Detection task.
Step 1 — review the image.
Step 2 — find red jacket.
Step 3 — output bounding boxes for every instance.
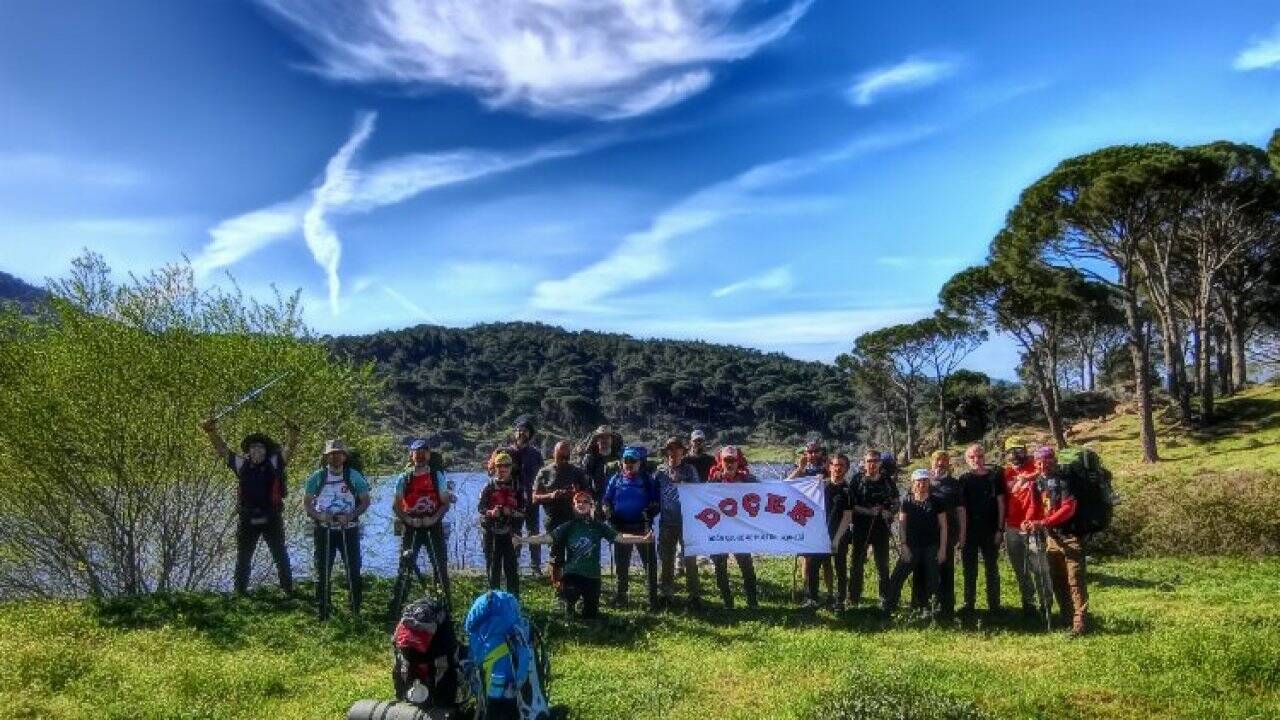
[1003,461,1043,529]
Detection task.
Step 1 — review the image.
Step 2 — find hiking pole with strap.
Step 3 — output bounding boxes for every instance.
[1030,530,1051,632]
[211,372,292,421]
[391,525,417,620]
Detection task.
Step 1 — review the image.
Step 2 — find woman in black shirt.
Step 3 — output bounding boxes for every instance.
[884,469,948,614]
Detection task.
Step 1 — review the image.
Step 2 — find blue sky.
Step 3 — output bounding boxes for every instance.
[2,1,1279,375]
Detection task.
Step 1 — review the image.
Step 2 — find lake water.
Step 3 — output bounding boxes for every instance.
[274,462,796,582]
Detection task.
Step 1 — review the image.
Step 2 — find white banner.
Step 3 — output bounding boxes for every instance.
[676,479,829,556]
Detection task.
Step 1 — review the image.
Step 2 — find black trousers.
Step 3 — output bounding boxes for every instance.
[849,516,891,604]
[937,539,958,615]
[560,573,602,618]
[962,528,1002,610]
[802,553,831,603]
[234,511,292,594]
[612,521,657,604]
[313,524,362,617]
[393,522,451,603]
[711,553,758,608]
[885,544,940,611]
[483,531,519,596]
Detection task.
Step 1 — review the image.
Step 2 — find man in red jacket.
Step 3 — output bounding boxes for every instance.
[1023,446,1090,636]
[1002,436,1051,620]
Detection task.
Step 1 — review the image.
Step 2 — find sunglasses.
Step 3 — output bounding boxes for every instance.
[864,458,881,464]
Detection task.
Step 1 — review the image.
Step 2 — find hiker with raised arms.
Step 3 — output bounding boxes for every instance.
[304,439,371,619]
[958,443,1005,614]
[505,416,544,576]
[847,448,898,608]
[654,436,703,611]
[390,437,454,608]
[1025,446,1090,636]
[707,445,760,610]
[478,450,526,596]
[1001,436,1052,619]
[200,415,300,595]
[520,490,653,620]
[602,445,661,609]
[928,450,966,619]
[801,452,852,611]
[883,469,948,615]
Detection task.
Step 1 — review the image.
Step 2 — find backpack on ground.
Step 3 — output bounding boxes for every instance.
[391,595,462,711]
[1057,447,1116,536]
[463,591,551,720]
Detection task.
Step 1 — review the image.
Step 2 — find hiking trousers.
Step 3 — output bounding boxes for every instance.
[483,531,519,596]
[711,553,758,608]
[235,510,292,594]
[1046,532,1089,632]
[657,524,701,602]
[560,573,602,618]
[314,525,362,615]
[937,537,958,616]
[849,516,891,605]
[395,522,451,601]
[802,553,832,603]
[961,529,1001,610]
[884,544,940,612]
[612,521,657,605]
[1005,528,1052,613]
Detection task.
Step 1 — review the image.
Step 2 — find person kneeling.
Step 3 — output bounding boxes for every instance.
[884,469,948,616]
[520,491,652,619]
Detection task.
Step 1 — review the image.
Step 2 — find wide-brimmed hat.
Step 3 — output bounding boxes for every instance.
[322,439,348,456]
[662,436,686,452]
[240,432,277,453]
[592,424,614,438]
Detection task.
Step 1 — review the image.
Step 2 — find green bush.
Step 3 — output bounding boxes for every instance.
[1096,469,1280,555]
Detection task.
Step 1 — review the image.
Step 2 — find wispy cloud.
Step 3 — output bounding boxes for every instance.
[712,264,794,298]
[0,152,144,188]
[876,255,964,269]
[256,0,812,119]
[192,113,616,313]
[531,127,936,313]
[848,56,959,106]
[1234,25,1280,71]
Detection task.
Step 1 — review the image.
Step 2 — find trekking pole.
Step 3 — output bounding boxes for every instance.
[1032,531,1051,632]
[319,521,331,621]
[423,523,448,611]
[339,521,357,616]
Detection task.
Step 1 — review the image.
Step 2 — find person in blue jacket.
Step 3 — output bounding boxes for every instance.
[603,445,660,609]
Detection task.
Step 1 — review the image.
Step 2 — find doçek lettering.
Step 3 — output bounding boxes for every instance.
[694,492,816,530]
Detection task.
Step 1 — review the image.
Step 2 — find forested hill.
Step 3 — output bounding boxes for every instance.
[0,270,46,310]
[328,322,853,454]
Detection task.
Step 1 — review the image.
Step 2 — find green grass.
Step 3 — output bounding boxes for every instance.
[3,556,1279,720]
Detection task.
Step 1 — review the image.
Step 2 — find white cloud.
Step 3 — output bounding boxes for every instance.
[532,126,935,313]
[1234,25,1280,71]
[192,113,614,312]
[712,264,794,298]
[256,0,812,119]
[848,56,958,106]
[302,111,376,314]
[0,152,144,188]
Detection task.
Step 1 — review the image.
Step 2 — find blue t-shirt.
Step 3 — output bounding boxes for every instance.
[304,467,370,518]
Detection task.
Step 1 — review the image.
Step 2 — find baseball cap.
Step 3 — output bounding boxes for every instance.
[910,468,931,482]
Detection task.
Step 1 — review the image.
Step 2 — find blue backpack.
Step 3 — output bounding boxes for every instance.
[463,591,550,720]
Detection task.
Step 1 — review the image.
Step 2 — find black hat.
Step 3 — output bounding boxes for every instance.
[241,432,277,453]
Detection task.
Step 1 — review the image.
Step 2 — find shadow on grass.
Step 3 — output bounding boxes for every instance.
[1090,571,1172,590]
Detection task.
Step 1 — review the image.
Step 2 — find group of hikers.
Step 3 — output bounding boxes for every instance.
[201,414,1094,636]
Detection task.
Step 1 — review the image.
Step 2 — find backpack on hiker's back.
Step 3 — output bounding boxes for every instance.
[1057,446,1116,536]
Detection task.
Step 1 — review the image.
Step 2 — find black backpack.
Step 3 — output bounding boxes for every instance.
[1057,447,1115,536]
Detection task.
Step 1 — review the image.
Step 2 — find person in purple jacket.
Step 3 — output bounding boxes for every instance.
[603,445,661,609]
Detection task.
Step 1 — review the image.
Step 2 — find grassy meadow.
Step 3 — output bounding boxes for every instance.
[3,385,1280,719]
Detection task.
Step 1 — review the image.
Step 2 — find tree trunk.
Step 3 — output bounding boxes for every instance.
[902,393,915,462]
[1197,316,1214,423]
[1220,292,1249,392]
[938,377,949,450]
[1215,325,1232,397]
[1123,293,1159,462]
[1158,317,1193,424]
[1034,356,1068,449]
